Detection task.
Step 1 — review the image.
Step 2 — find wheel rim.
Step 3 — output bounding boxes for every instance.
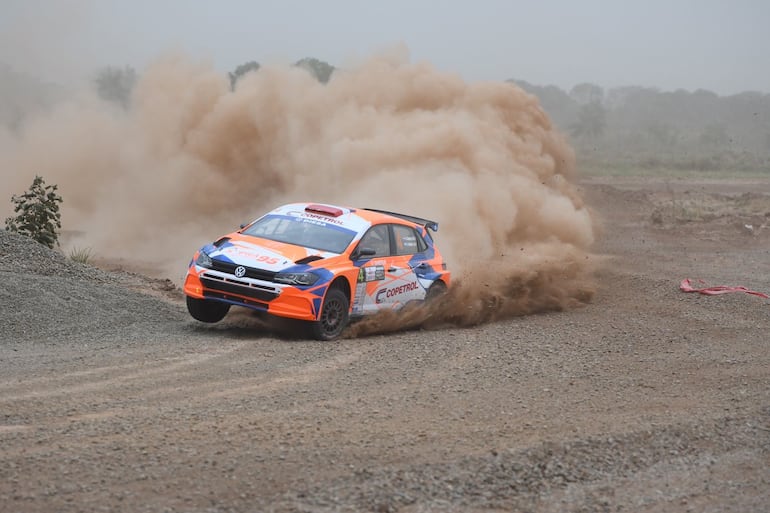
[322,298,344,334]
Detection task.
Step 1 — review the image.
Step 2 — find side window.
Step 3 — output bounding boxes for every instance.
[358,224,391,257]
[393,224,427,255]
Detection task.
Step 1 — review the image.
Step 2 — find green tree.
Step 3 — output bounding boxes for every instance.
[570,82,604,105]
[509,79,579,130]
[229,61,260,90]
[570,101,607,139]
[94,66,137,108]
[699,123,730,148]
[5,176,63,248]
[645,122,679,149]
[294,57,335,84]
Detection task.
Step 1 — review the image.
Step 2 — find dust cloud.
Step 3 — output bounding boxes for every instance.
[1,51,597,330]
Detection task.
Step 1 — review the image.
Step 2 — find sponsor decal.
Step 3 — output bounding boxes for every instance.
[302,215,343,226]
[289,210,345,226]
[352,282,367,314]
[358,265,385,283]
[375,281,418,303]
[224,247,280,265]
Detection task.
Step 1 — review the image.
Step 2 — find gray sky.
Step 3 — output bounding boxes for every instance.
[1,0,768,95]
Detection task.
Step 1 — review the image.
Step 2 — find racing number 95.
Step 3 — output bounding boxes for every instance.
[256,255,279,265]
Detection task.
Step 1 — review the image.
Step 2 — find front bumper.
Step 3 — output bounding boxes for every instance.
[183,269,321,321]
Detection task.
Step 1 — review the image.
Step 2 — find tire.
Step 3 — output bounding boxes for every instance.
[312,288,349,341]
[186,296,231,323]
[425,281,447,303]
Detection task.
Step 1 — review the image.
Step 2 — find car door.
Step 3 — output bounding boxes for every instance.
[352,223,424,315]
[384,224,428,306]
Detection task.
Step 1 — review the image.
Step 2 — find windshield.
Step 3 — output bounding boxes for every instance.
[242,214,358,254]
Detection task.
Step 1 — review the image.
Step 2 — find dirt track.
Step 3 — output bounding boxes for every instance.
[1,176,769,512]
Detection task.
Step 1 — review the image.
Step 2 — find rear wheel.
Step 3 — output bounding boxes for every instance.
[425,281,447,303]
[312,288,349,341]
[186,296,230,323]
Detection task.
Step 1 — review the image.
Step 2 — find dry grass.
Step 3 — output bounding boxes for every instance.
[68,246,94,265]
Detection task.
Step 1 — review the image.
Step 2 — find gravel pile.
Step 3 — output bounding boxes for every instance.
[0,229,117,282]
[0,229,185,344]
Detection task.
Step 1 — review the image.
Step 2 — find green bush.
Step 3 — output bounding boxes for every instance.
[68,246,94,264]
[5,176,63,249]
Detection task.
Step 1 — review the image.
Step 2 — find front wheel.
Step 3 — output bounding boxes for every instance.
[312,288,349,341]
[186,296,230,323]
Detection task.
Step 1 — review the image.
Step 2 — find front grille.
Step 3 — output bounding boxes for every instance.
[210,259,278,282]
[203,291,269,309]
[201,275,279,302]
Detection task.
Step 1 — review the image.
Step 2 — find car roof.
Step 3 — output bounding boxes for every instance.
[267,203,438,233]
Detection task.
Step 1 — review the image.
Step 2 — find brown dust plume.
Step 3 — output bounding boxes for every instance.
[1,52,598,333]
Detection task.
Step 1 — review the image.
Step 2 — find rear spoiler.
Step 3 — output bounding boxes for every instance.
[363,208,439,232]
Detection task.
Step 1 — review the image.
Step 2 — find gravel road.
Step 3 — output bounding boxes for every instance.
[1,178,769,512]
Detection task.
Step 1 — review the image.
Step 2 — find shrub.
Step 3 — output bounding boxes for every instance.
[69,246,94,264]
[5,176,63,249]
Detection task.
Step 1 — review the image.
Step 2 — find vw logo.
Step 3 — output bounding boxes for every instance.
[234,266,247,278]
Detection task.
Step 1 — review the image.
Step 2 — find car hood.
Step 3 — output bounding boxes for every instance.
[207,234,339,272]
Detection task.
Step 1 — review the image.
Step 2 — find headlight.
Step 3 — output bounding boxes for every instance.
[274,272,319,286]
[195,250,213,268]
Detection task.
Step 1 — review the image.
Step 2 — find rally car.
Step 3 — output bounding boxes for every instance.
[183,203,451,340]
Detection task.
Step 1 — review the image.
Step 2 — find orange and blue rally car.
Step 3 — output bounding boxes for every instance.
[184,203,451,340]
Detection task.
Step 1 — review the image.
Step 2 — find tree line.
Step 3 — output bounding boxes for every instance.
[512,79,770,171]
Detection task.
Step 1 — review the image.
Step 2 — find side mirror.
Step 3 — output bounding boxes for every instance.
[352,247,376,260]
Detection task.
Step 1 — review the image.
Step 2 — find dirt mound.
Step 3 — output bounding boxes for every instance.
[0,229,116,281]
[0,229,184,344]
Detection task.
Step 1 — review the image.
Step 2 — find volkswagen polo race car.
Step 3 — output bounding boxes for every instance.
[183,203,451,340]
